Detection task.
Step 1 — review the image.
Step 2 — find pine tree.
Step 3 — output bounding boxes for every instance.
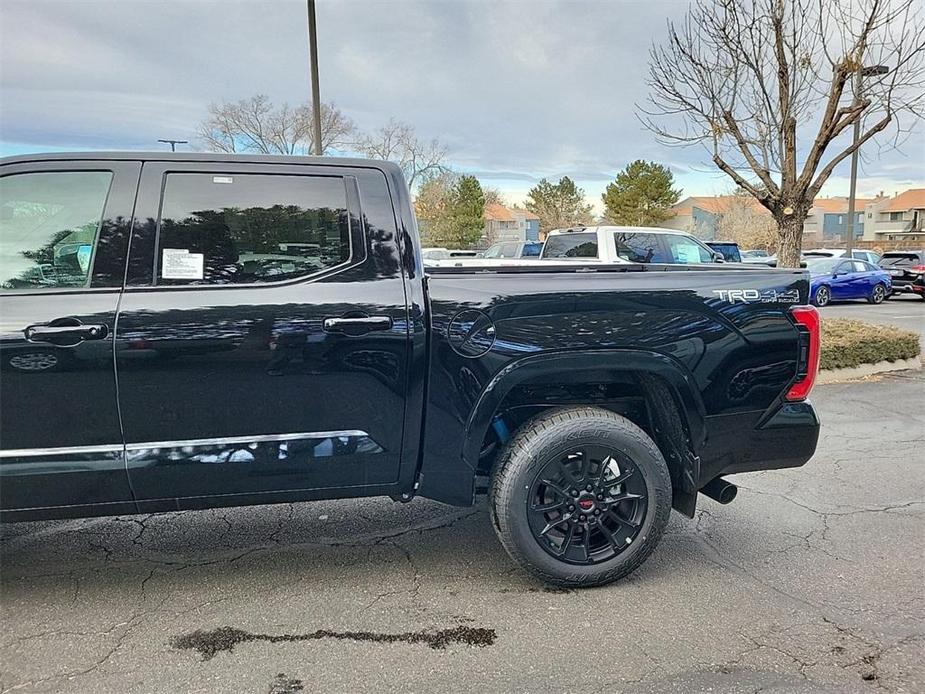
[601,160,681,226]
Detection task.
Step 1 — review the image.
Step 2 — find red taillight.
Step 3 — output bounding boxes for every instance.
[786,306,821,401]
[911,264,925,272]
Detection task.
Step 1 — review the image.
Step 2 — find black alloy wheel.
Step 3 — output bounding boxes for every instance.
[489,406,672,587]
[526,447,647,564]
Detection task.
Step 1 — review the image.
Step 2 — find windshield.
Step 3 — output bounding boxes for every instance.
[805,257,841,273]
[879,253,921,267]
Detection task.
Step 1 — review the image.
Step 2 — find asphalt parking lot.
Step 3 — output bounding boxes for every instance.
[821,295,925,345]
[2,368,923,694]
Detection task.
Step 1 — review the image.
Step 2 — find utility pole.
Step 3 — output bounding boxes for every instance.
[158,139,188,152]
[307,0,323,156]
[845,65,889,259]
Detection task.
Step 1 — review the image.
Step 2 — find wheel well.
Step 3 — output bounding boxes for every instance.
[477,372,699,515]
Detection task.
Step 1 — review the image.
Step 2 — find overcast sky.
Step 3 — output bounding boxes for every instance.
[1,0,922,210]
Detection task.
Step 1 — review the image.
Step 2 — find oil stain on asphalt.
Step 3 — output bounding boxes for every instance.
[171,625,496,660]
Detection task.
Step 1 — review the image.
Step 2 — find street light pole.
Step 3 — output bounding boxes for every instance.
[307,0,323,156]
[845,65,889,259]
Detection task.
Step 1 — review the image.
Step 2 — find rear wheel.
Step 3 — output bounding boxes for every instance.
[868,283,887,304]
[813,285,831,307]
[489,406,672,587]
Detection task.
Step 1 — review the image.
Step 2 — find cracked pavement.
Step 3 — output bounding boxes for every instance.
[2,371,923,693]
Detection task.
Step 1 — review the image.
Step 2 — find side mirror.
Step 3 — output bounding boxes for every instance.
[712,253,725,263]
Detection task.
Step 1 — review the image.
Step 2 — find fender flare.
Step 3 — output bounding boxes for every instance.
[461,348,707,470]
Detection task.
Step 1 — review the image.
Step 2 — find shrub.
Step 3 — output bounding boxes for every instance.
[820,318,921,370]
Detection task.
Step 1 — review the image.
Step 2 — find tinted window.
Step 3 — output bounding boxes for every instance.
[499,242,519,258]
[879,253,922,267]
[543,232,598,258]
[156,173,350,285]
[835,261,854,274]
[614,232,665,263]
[663,234,714,264]
[0,171,113,290]
[482,244,502,258]
[521,242,542,257]
[708,243,741,262]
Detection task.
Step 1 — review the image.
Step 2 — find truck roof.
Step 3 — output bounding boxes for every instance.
[547,226,695,236]
[1,150,402,174]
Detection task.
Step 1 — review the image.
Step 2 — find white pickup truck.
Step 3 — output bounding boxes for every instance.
[539,226,726,265]
[424,227,725,268]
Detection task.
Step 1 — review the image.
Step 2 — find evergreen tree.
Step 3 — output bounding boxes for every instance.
[601,160,681,226]
[429,175,485,248]
[525,176,593,235]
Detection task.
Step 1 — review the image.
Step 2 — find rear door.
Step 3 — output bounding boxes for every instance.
[0,159,139,515]
[116,161,411,507]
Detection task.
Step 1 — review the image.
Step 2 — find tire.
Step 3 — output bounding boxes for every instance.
[813,285,830,307]
[489,406,672,587]
[868,283,887,304]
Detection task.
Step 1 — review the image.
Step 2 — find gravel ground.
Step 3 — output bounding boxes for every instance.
[1,372,923,694]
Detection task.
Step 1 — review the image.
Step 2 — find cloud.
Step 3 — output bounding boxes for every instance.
[1,0,922,199]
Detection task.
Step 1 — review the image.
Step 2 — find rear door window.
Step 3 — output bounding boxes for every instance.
[661,234,714,264]
[543,232,598,259]
[0,171,113,290]
[521,242,542,257]
[155,173,350,285]
[614,232,664,263]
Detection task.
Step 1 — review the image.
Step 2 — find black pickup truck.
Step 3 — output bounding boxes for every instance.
[0,153,821,586]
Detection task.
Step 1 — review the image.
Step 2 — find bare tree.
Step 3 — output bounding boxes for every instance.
[198,95,354,155]
[714,190,779,251]
[641,0,925,266]
[354,119,447,189]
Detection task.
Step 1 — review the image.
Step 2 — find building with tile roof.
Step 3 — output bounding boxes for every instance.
[862,189,925,242]
[482,203,540,245]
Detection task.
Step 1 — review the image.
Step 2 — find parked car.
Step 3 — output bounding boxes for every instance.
[706,241,742,263]
[0,152,821,587]
[421,247,452,263]
[433,240,544,267]
[878,250,925,300]
[805,257,892,307]
[803,248,881,264]
[540,227,726,264]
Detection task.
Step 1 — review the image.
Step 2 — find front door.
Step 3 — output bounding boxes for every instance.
[116,161,411,507]
[0,160,140,516]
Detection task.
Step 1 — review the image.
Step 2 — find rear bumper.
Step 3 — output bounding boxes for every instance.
[698,402,820,483]
[720,401,820,475]
[890,279,925,295]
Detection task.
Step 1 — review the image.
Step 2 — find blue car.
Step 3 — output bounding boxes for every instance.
[807,257,892,307]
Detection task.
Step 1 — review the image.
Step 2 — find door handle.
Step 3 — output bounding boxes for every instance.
[24,319,109,345]
[322,315,393,335]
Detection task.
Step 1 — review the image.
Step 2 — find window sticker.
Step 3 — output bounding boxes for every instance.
[162,248,204,280]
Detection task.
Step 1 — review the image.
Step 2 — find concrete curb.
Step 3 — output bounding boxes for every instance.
[818,357,922,384]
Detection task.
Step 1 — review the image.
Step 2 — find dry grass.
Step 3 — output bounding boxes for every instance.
[820,318,921,370]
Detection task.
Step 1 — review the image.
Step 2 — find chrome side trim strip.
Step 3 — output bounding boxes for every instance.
[0,444,124,459]
[124,430,372,451]
[0,431,376,459]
